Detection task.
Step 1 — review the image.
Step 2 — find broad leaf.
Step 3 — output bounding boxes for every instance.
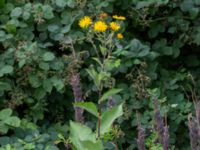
[0,82,11,92]
[28,74,41,88]
[99,46,107,56]
[55,0,67,8]
[92,57,103,67]
[39,62,49,71]
[0,123,9,134]
[69,121,102,150]
[43,52,55,61]
[80,140,103,150]
[66,0,75,8]
[125,39,150,57]
[0,109,12,120]
[100,104,123,135]
[4,116,21,127]
[0,65,13,77]
[43,5,54,19]
[99,88,122,103]
[11,7,22,18]
[86,68,100,88]
[51,77,64,91]
[74,102,98,117]
[70,121,96,142]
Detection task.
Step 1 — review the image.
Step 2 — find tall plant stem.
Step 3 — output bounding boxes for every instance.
[97,86,102,139]
[69,42,84,123]
[70,73,84,123]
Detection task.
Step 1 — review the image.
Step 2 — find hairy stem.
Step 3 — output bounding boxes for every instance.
[188,116,198,150]
[137,123,146,150]
[70,73,84,123]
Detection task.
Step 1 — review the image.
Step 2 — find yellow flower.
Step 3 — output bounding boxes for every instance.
[112,15,126,20]
[110,22,120,31]
[93,21,108,32]
[79,16,92,28]
[117,33,123,39]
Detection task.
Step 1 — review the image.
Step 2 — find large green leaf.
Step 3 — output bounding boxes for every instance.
[44,145,59,150]
[55,0,67,7]
[80,140,103,150]
[4,117,21,127]
[100,104,123,135]
[33,87,46,99]
[43,52,55,61]
[0,109,21,134]
[66,0,75,8]
[0,109,12,120]
[70,121,96,142]
[99,88,122,103]
[0,82,11,92]
[0,123,9,134]
[0,65,13,77]
[43,5,54,19]
[74,102,98,117]
[23,143,36,149]
[125,39,150,57]
[10,7,22,18]
[43,79,53,93]
[28,74,41,88]
[180,0,194,12]
[0,30,6,42]
[39,62,49,71]
[69,121,103,150]
[86,68,100,88]
[50,77,64,91]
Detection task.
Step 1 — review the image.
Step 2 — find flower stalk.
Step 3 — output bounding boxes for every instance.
[137,123,146,150]
[153,98,169,150]
[70,73,84,123]
[188,116,198,150]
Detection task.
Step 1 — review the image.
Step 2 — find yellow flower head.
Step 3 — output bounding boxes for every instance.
[112,15,126,20]
[110,22,120,31]
[93,21,107,32]
[79,16,92,28]
[117,33,123,39]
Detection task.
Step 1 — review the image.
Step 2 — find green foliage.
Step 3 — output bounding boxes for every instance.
[69,121,103,150]
[99,88,122,103]
[0,65,13,77]
[0,0,199,149]
[74,101,123,135]
[0,108,20,134]
[74,102,98,117]
[100,104,123,135]
[0,129,60,150]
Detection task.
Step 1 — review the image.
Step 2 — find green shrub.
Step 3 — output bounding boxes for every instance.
[0,0,200,149]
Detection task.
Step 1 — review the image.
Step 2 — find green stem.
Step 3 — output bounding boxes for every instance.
[97,84,102,139]
[90,40,100,59]
[97,111,101,139]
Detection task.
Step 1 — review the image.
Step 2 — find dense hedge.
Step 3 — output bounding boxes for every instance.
[0,0,200,149]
